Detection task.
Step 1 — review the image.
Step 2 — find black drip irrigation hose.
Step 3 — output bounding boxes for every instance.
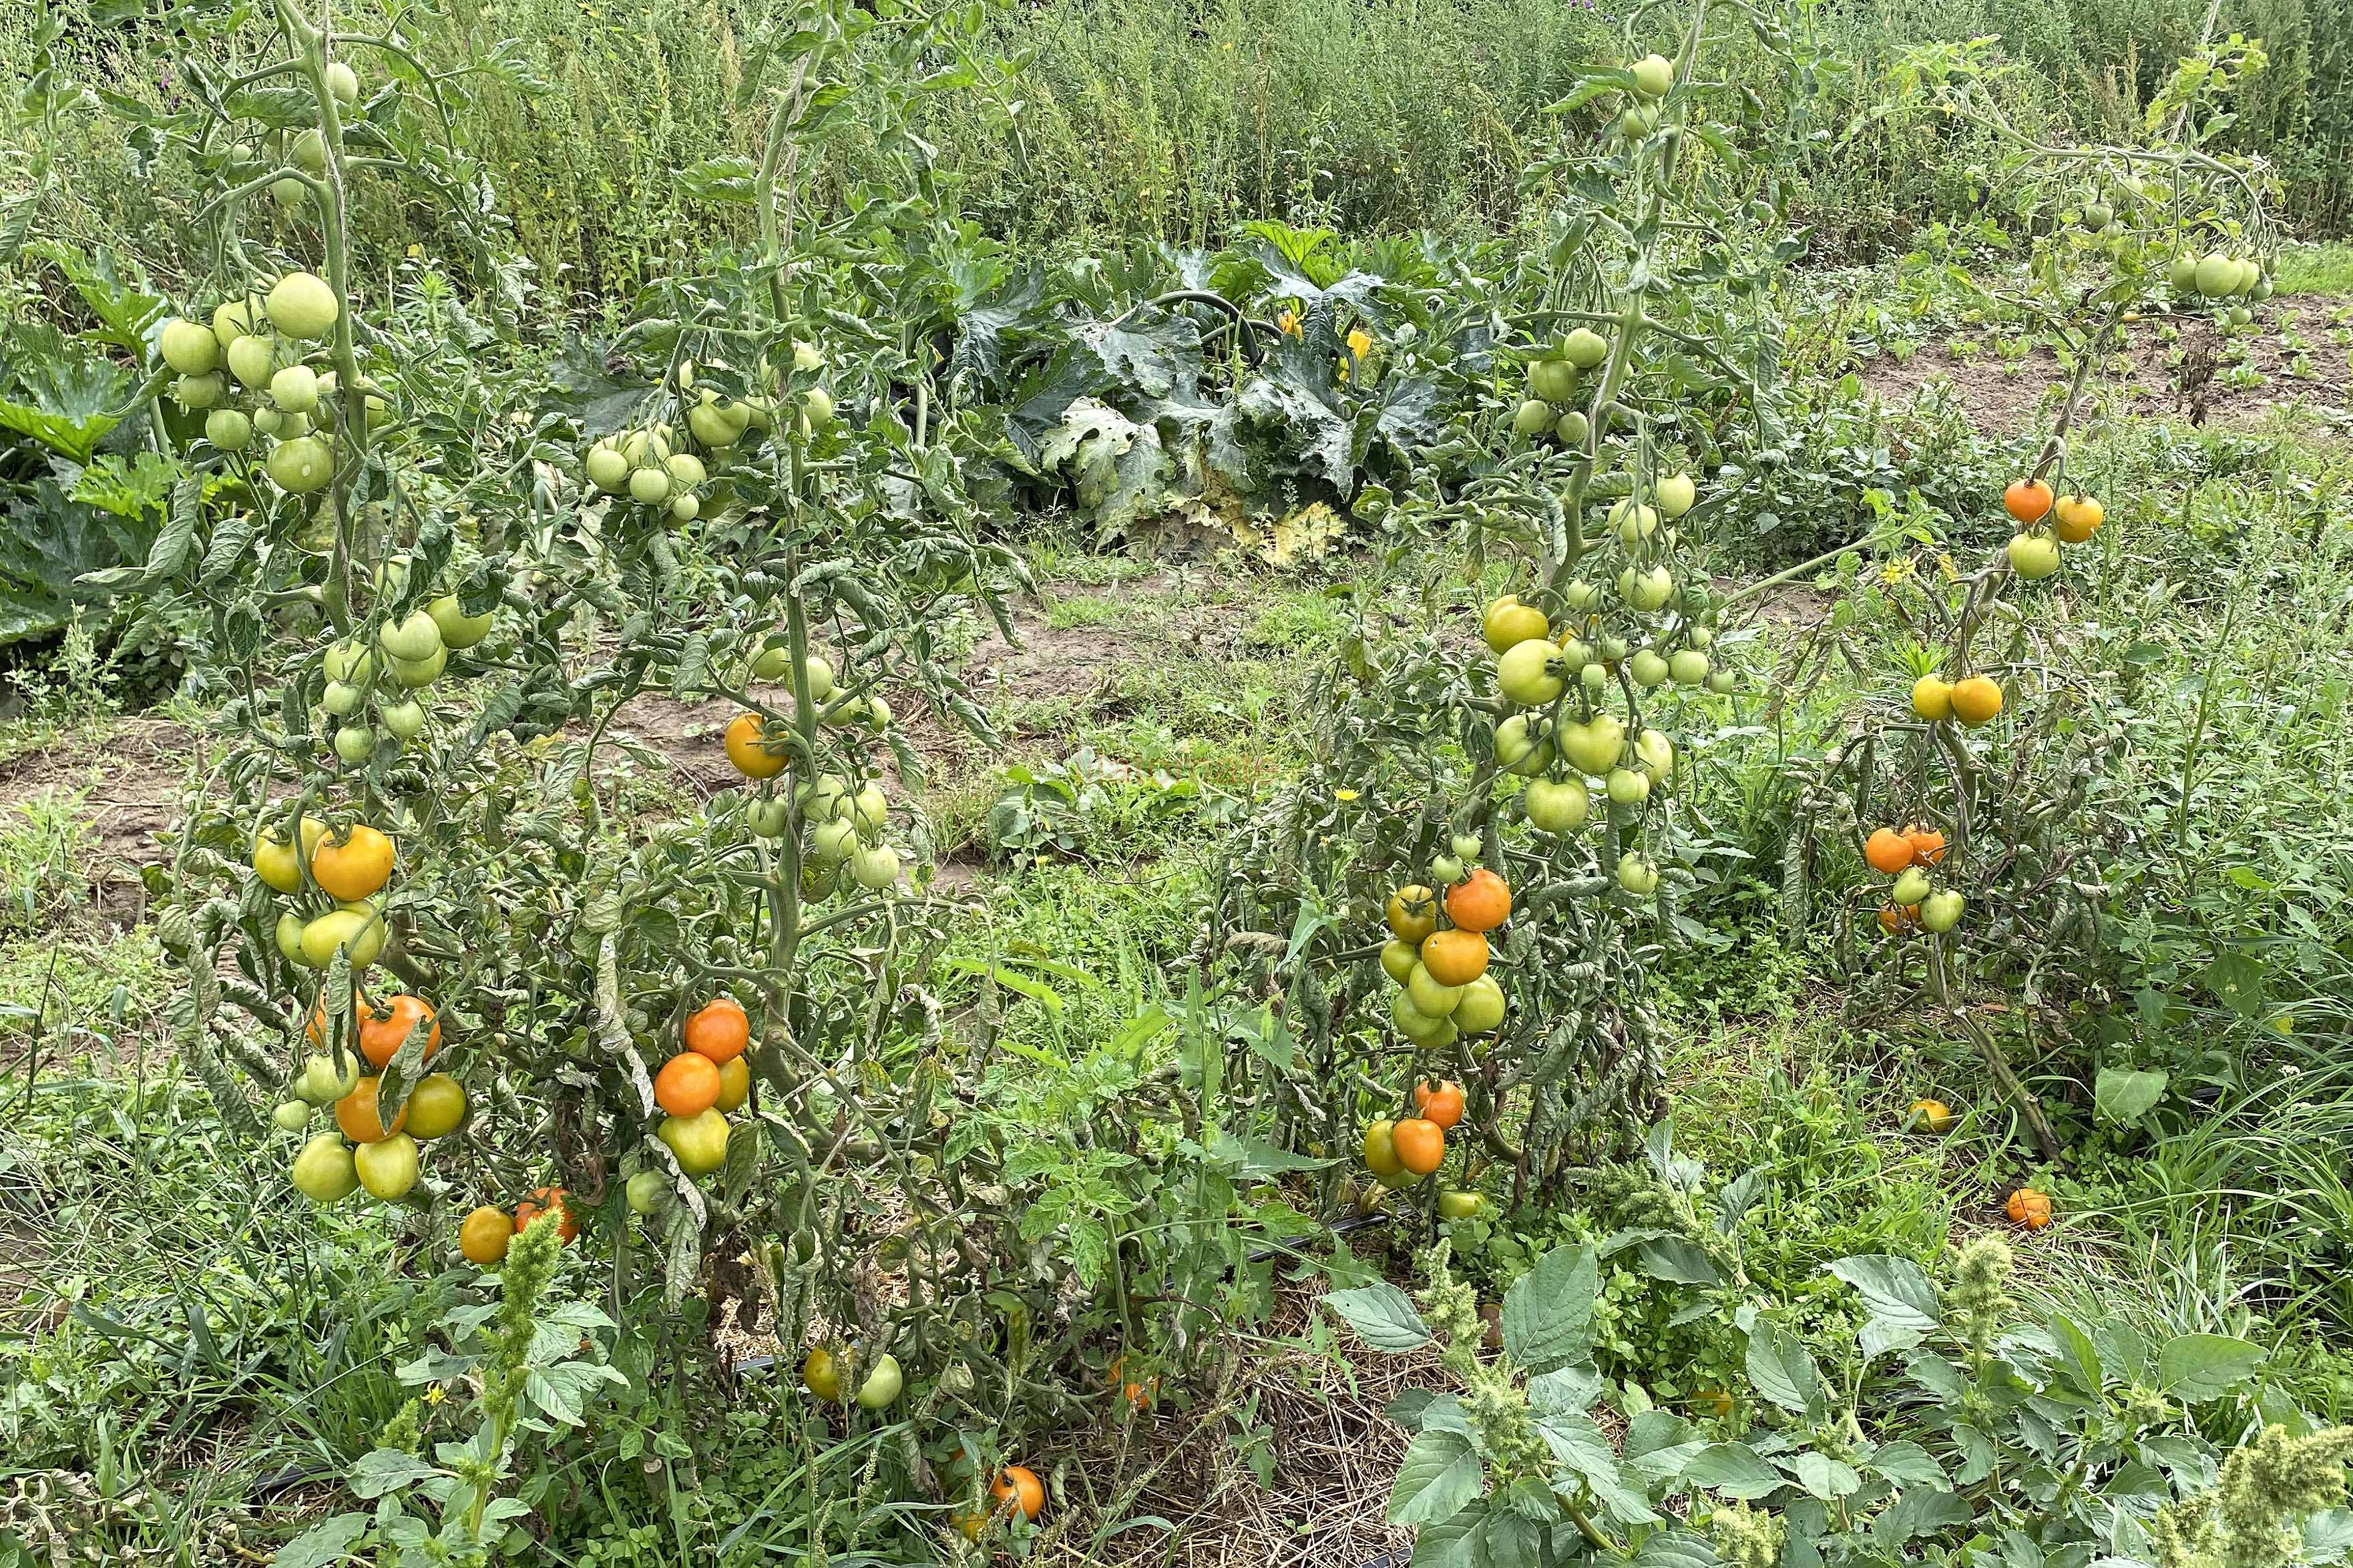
[243,1210,1413,1499]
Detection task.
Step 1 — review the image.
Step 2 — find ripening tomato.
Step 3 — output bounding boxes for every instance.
[724,712,789,778]
[1414,1079,1465,1130]
[334,1077,407,1143]
[2053,493,2104,543]
[405,1073,467,1139]
[1444,868,1511,934]
[654,1053,721,1117]
[1950,676,2004,727]
[1420,929,1488,987]
[459,1205,513,1264]
[359,993,441,1069]
[1361,1119,1403,1178]
[1864,828,1914,875]
[684,997,750,1063]
[1392,1117,1446,1176]
[2002,477,2054,524]
[712,1055,751,1113]
[1385,885,1438,945]
[1904,825,1948,866]
[311,824,395,902]
[2006,1187,2053,1230]
[515,1186,578,1243]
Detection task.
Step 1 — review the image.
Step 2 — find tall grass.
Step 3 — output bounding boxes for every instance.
[5,0,2346,297]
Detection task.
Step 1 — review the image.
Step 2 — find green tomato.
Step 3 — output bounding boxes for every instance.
[206,409,253,451]
[270,364,320,413]
[266,433,335,494]
[585,444,629,493]
[172,373,225,411]
[1561,327,1610,369]
[1629,649,1670,690]
[851,844,901,890]
[379,698,426,740]
[1496,639,1564,706]
[1607,768,1651,806]
[1656,471,1697,518]
[1438,1189,1487,1221]
[628,466,672,505]
[427,595,494,650]
[226,333,276,388]
[334,724,376,764]
[1617,853,1660,895]
[1406,963,1464,1019]
[272,1099,314,1132]
[1629,52,1675,98]
[354,1133,421,1201]
[391,647,447,688]
[855,1352,904,1410]
[1527,360,1578,404]
[1524,776,1589,834]
[158,318,220,375]
[1512,397,1556,437]
[267,272,341,339]
[626,1169,666,1214]
[746,795,791,838]
[1451,975,1506,1035]
[378,609,443,664]
[1669,649,1709,686]
[290,1133,359,1203]
[1921,889,1966,933]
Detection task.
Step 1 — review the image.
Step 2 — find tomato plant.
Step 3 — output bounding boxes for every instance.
[83,1,1179,1518]
[1210,0,1838,1203]
[1778,31,2280,1161]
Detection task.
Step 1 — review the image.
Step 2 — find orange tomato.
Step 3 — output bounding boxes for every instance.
[1419,929,1489,987]
[654,1053,721,1117]
[360,994,440,1069]
[1950,676,2004,727]
[2006,1187,2053,1229]
[335,1076,407,1143]
[1444,868,1512,933]
[1877,904,1922,935]
[684,997,750,1063]
[2002,477,2053,524]
[515,1185,578,1243]
[724,712,788,778]
[459,1205,513,1264]
[1108,1354,1160,1410]
[1864,827,1914,875]
[311,823,395,901]
[1392,1117,1446,1175]
[993,1466,1044,1522]
[1414,1079,1465,1129]
[1904,825,1948,866]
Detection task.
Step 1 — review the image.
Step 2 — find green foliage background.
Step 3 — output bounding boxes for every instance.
[5,0,2346,301]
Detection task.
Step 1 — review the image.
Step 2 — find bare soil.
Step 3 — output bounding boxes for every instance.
[1852,296,2353,433]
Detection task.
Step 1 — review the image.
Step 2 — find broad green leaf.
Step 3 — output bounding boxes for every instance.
[1388,1428,1484,1526]
[1320,1283,1432,1352]
[1826,1255,1938,1358]
[2094,1067,2168,1125]
[269,1513,371,1568]
[1686,1442,1783,1500]
[1745,1321,1822,1416]
[2047,1312,2105,1397]
[350,1447,443,1500]
[1500,1243,1597,1367]
[1872,1488,1977,1543]
[2157,1334,2266,1401]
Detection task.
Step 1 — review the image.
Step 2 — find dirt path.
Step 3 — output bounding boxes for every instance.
[1850,294,2352,433]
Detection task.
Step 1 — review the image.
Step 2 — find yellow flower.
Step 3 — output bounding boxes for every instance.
[2273,1013,2296,1036]
[1347,327,1372,360]
[1277,308,1300,337]
[1334,788,1360,802]
[425,1384,447,1405]
[1878,558,1915,586]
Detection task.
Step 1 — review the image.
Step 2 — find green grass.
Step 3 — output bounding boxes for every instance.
[2274,241,2353,294]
